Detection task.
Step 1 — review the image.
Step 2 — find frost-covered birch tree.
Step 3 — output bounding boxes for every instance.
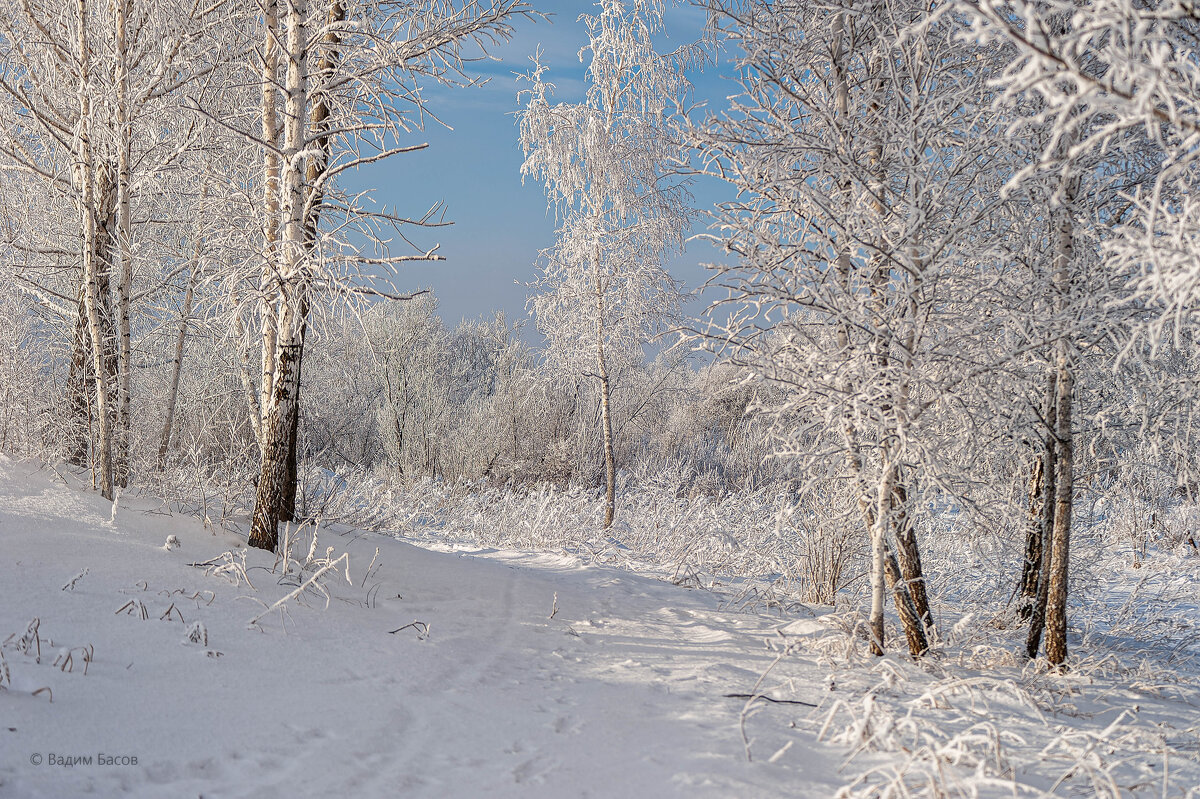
[232,0,534,551]
[518,0,697,528]
[692,0,1016,658]
[0,0,236,499]
[960,0,1177,667]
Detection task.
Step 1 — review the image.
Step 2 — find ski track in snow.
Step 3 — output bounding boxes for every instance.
[0,458,838,798]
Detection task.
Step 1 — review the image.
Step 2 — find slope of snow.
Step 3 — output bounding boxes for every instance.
[1,455,1198,798]
[0,457,843,797]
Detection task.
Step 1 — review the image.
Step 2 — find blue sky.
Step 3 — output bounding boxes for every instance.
[353,1,732,336]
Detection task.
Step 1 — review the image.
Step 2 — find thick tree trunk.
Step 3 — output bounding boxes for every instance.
[74,3,120,501]
[877,454,929,658]
[277,0,342,521]
[80,193,118,501]
[258,0,282,449]
[249,322,303,550]
[884,545,929,657]
[89,178,120,500]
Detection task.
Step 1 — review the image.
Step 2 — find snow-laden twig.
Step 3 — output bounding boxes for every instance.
[5,618,43,662]
[191,549,255,589]
[183,621,208,646]
[247,552,350,629]
[61,568,88,591]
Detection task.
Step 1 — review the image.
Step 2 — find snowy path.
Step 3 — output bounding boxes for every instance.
[7,458,1198,798]
[0,459,837,798]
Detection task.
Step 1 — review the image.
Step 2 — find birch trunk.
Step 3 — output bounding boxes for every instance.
[883,542,929,656]
[891,479,934,634]
[595,258,616,529]
[249,311,304,550]
[868,462,895,656]
[1017,452,1045,620]
[281,299,308,521]
[259,0,282,446]
[1043,183,1076,668]
[1019,369,1057,623]
[66,288,93,466]
[276,0,344,522]
[157,257,198,467]
[829,11,930,658]
[1025,370,1058,657]
[831,11,889,652]
[234,303,264,447]
[75,0,117,501]
[249,0,308,551]
[113,0,132,488]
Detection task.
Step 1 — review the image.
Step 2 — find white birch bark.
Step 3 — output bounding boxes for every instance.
[157,239,201,467]
[1044,185,1076,668]
[249,0,308,551]
[259,0,282,444]
[113,0,132,487]
[74,0,116,501]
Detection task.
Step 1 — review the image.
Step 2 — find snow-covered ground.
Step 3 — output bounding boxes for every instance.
[2,455,1198,797]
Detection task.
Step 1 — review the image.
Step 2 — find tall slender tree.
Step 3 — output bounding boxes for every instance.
[518,0,697,528]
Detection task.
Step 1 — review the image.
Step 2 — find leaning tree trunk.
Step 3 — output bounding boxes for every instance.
[829,9,924,659]
[868,455,931,659]
[878,451,929,658]
[831,12,890,654]
[865,43,929,656]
